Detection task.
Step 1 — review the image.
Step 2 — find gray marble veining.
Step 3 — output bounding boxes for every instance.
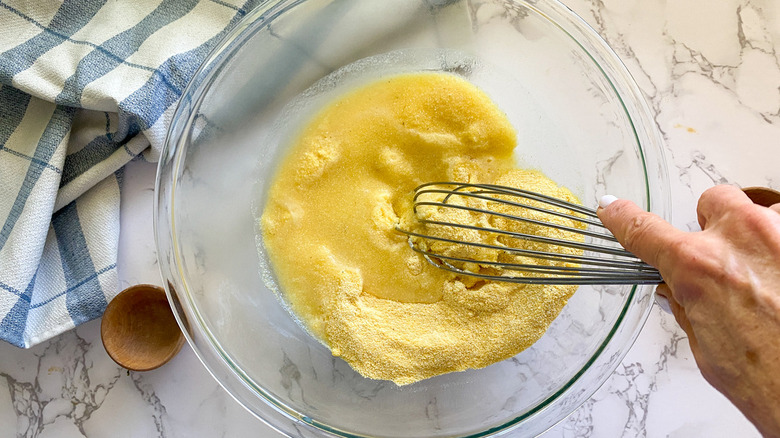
[2,0,778,436]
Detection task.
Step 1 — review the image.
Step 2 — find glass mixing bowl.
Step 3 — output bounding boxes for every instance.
[155,0,670,436]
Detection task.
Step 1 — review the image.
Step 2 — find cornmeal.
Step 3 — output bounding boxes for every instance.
[261,72,581,385]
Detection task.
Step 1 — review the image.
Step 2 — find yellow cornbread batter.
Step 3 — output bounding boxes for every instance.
[261,72,581,385]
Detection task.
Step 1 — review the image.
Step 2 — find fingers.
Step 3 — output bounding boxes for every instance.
[697,185,753,229]
[597,198,685,270]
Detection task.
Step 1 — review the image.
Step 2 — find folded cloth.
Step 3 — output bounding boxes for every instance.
[0,0,261,348]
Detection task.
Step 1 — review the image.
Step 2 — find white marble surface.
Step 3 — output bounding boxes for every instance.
[1,0,778,436]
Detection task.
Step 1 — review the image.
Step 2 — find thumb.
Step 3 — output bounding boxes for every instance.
[597,196,684,271]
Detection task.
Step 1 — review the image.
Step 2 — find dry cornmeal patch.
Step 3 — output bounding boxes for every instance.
[261,72,582,385]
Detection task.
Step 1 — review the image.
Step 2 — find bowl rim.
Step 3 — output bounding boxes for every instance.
[154,0,670,436]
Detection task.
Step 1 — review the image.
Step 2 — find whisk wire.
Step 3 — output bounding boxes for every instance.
[421,182,602,217]
[397,182,663,285]
[415,186,606,229]
[401,229,656,271]
[414,205,619,249]
[429,257,662,285]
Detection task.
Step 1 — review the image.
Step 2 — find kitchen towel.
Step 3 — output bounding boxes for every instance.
[0,0,261,348]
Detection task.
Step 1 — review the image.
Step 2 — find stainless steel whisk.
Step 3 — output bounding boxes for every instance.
[396,182,663,285]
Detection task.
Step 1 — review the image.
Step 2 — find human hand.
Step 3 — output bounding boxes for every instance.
[597,185,780,437]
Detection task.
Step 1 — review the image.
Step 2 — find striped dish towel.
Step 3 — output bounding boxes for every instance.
[0,0,260,348]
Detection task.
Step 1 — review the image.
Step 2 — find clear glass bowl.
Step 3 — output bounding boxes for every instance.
[155,1,670,436]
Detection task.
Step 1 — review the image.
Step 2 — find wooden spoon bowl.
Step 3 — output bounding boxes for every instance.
[742,186,780,207]
[101,284,185,371]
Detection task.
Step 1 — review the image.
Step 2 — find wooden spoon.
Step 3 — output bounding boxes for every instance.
[101,284,185,371]
[742,186,780,207]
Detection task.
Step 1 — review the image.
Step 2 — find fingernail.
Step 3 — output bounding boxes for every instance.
[598,195,618,209]
[654,293,673,314]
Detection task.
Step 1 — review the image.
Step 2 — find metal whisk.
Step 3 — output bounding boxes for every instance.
[395,182,663,285]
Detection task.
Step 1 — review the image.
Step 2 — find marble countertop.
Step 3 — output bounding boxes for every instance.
[1,0,777,436]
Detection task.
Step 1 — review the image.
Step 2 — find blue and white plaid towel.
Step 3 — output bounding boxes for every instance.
[0,0,260,348]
